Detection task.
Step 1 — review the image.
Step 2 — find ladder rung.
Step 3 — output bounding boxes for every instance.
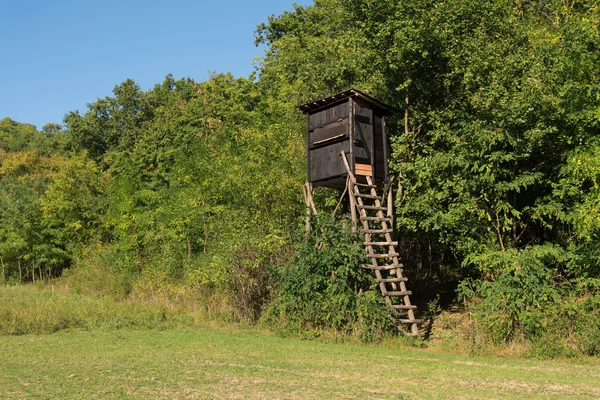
[360,263,403,270]
[364,241,398,246]
[378,277,408,283]
[399,319,421,324]
[358,205,387,211]
[369,253,399,259]
[356,183,377,188]
[384,290,412,296]
[391,304,416,310]
[361,228,393,234]
[360,216,392,222]
[355,193,379,199]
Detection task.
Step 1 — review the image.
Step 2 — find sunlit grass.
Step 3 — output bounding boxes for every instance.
[2,328,599,399]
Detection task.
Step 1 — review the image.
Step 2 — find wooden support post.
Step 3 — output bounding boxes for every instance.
[306,183,318,218]
[387,186,393,230]
[303,183,311,236]
[348,97,355,174]
[387,175,395,230]
[332,183,348,217]
[348,176,357,232]
[303,182,319,237]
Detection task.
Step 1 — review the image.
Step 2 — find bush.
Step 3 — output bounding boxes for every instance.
[527,295,600,358]
[264,215,396,342]
[458,245,564,343]
[227,245,276,323]
[61,244,134,300]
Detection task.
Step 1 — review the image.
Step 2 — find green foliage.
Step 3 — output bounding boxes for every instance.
[458,245,565,342]
[257,0,600,350]
[0,150,70,281]
[41,154,107,248]
[2,0,600,352]
[527,294,600,358]
[265,216,396,342]
[0,285,170,335]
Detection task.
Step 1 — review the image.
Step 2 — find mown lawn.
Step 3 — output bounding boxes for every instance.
[1,328,598,399]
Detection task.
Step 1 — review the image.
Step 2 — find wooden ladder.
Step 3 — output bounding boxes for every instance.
[341,153,420,337]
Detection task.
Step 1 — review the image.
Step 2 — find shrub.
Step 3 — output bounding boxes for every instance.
[227,245,275,323]
[264,215,396,342]
[527,295,600,358]
[458,245,564,343]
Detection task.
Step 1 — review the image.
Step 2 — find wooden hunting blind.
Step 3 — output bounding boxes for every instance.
[299,89,391,189]
[299,89,421,336]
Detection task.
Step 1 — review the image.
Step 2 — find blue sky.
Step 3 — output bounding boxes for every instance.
[1,0,313,129]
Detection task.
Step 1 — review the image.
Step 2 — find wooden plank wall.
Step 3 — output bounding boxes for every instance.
[309,140,350,182]
[306,96,389,185]
[374,114,385,180]
[308,102,349,130]
[353,99,374,168]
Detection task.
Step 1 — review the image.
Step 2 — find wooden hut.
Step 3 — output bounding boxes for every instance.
[298,89,391,189]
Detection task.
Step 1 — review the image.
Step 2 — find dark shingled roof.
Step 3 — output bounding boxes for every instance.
[298,89,392,115]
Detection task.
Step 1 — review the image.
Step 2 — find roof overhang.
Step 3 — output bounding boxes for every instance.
[298,88,392,115]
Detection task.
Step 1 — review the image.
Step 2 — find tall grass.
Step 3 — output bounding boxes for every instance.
[0,280,235,335]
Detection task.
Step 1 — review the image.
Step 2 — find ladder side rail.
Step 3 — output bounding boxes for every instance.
[366,176,420,336]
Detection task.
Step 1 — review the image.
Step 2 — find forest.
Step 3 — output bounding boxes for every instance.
[1,0,599,356]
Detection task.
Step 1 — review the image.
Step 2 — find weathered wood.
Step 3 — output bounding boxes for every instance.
[300,89,390,189]
[357,205,387,211]
[355,114,371,124]
[348,177,357,232]
[384,290,412,296]
[399,319,422,324]
[355,193,379,199]
[370,108,375,181]
[355,182,377,188]
[379,277,408,283]
[364,241,398,246]
[361,228,393,234]
[339,141,420,336]
[349,97,355,176]
[309,141,349,183]
[305,182,318,217]
[382,114,389,179]
[313,119,347,145]
[360,263,403,270]
[303,183,320,234]
[314,133,345,145]
[368,253,400,259]
[367,175,420,336]
[331,182,348,217]
[340,151,357,185]
[391,304,417,310]
[387,183,393,224]
[306,114,311,183]
[360,216,392,222]
[303,183,311,236]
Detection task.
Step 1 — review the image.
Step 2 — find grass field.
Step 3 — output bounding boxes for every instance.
[2,328,599,399]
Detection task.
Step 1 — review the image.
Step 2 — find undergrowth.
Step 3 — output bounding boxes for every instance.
[263,215,397,343]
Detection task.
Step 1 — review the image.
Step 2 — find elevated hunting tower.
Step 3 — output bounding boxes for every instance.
[299,89,420,336]
[299,89,391,189]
